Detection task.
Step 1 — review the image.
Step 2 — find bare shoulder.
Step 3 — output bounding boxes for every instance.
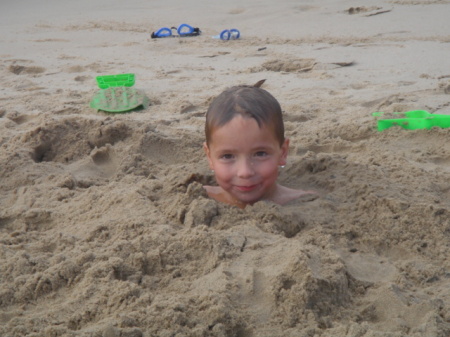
[203,185,221,197]
[273,184,319,205]
[203,185,227,204]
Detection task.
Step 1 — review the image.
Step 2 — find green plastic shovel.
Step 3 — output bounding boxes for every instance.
[373,110,450,131]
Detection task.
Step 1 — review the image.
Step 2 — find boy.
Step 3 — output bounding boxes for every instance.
[203,85,316,208]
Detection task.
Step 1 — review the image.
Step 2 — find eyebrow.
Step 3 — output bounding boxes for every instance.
[212,143,277,153]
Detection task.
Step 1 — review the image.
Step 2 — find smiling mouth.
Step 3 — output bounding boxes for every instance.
[235,184,259,192]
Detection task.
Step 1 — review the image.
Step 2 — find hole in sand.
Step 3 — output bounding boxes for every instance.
[33,142,54,162]
[27,118,131,164]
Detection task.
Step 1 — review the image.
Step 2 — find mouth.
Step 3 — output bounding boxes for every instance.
[234,184,259,192]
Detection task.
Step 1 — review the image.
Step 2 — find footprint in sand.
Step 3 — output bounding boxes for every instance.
[9,64,46,75]
[257,58,316,73]
[4,111,37,125]
[346,6,381,15]
[336,249,397,283]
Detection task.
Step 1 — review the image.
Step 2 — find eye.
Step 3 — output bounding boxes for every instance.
[255,151,268,157]
[220,153,234,160]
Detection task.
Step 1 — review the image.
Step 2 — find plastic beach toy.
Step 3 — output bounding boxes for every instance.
[90,87,149,113]
[90,73,149,113]
[373,110,450,131]
[213,29,240,40]
[96,73,135,89]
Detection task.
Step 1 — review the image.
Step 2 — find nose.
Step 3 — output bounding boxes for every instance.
[236,158,255,178]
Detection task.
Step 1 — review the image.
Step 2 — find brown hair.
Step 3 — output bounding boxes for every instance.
[205,85,285,146]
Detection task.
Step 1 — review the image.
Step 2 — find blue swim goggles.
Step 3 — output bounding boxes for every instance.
[151,23,201,38]
[213,29,240,40]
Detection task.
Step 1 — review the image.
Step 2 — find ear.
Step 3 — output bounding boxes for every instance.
[203,142,214,170]
[279,138,290,166]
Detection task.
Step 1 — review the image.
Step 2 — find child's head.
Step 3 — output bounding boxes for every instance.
[205,85,285,146]
[203,85,289,206]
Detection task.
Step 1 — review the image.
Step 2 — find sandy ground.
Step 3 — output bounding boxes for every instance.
[1,0,450,336]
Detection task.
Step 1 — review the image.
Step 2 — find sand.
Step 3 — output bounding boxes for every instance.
[1,0,450,336]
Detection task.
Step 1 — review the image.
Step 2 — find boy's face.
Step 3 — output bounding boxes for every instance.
[204,115,289,205]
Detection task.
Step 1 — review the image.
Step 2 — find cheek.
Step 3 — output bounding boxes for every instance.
[260,162,279,181]
[213,165,233,183]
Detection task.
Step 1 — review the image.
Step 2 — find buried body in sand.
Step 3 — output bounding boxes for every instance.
[203,83,318,209]
[1,77,449,336]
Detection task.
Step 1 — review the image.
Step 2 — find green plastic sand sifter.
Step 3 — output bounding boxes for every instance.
[90,73,149,113]
[96,73,135,89]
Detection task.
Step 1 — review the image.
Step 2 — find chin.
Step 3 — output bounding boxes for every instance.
[233,193,263,205]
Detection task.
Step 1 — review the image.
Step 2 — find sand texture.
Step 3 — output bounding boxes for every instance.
[1,0,450,336]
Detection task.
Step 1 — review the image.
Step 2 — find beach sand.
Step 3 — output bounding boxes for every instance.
[1,0,450,336]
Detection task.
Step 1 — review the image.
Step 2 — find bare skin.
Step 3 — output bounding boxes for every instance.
[203,115,317,208]
[204,183,317,209]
